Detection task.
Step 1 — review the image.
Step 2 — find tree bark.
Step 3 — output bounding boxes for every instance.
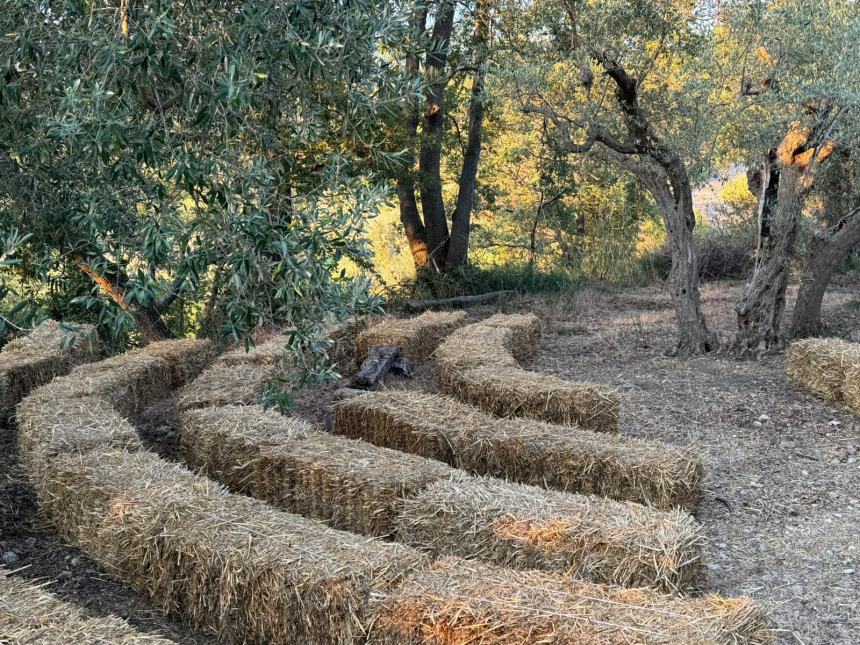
[446,0,490,269]
[790,207,860,337]
[734,120,835,356]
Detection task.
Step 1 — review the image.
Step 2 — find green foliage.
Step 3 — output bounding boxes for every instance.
[0,0,407,393]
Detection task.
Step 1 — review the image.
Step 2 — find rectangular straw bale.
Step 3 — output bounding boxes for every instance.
[34,448,428,644]
[180,404,457,536]
[16,390,143,473]
[395,476,704,594]
[175,362,276,413]
[218,336,290,366]
[0,570,173,645]
[443,365,620,432]
[369,557,773,645]
[335,390,702,510]
[844,364,860,416]
[479,313,542,360]
[0,321,98,418]
[355,311,468,364]
[43,353,172,418]
[435,326,519,387]
[138,338,216,387]
[785,337,860,401]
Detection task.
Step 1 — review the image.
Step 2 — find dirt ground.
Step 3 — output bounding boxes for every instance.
[2,276,858,644]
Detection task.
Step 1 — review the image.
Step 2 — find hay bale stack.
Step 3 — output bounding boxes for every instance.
[396,477,703,593]
[140,338,216,387]
[445,366,620,433]
[369,558,772,645]
[40,353,170,418]
[179,404,457,536]
[786,337,860,402]
[16,391,143,473]
[334,390,702,510]
[844,364,860,416]
[355,310,468,364]
[0,321,98,419]
[175,362,276,413]
[35,448,428,644]
[0,570,172,644]
[435,315,619,432]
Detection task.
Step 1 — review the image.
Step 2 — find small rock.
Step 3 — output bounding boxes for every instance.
[706,563,722,571]
[57,570,72,581]
[753,421,762,428]
[842,569,855,575]
[758,414,770,422]
[829,420,842,427]
[24,537,36,548]
[2,551,18,565]
[69,557,81,567]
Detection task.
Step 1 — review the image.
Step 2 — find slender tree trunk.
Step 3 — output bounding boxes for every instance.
[417,0,455,267]
[790,208,860,337]
[446,0,490,269]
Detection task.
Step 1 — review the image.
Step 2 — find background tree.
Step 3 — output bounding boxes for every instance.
[0,0,407,382]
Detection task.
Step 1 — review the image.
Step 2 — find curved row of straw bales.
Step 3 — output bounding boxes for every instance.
[176,400,703,593]
[786,337,860,415]
[0,320,98,420]
[436,313,620,432]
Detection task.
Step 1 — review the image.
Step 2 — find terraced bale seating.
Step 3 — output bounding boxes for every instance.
[395,477,703,594]
[334,390,702,510]
[437,314,620,432]
[355,310,468,364]
[1,570,171,644]
[369,558,772,645]
[0,320,97,419]
[179,405,456,536]
[786,338,860,413]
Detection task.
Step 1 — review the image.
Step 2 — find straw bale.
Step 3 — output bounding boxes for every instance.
[16,391,142,473]
[218,336,291,366]
[34,448,428,644]
[844,364,860,416]
[785,337,860,402]
[138,338,216,387]
[0,321,98,418]
[0,570,172,644]
[444,365,620,432]
[334,390,702,510]
[179,404,457,536]
[355,311,468,364]
[436,326,520,386]
[369,557,772,645]
[479,312,542,360]
[43,353,172,418]
[396,477,704,593]
[175,362,276,413]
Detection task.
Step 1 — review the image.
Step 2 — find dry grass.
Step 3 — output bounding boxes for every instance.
[436,315,619,432]
[33,448,428,644]
[0,320,98,418]
[334,390,703,510]
[217,336,291,366]
[844,364,860,416]
[0,570,172,644]
[179,404,457,536]
[395,477,704,594]
[175,362,276,413]
[785,337,860,402]
[369,557,773,645]
[355,311,468,364]
[140,339,216,387]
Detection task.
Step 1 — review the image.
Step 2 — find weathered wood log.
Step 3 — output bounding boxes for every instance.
[405,290,515,313]
[351,345,400,389]
[390,357,415,378]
